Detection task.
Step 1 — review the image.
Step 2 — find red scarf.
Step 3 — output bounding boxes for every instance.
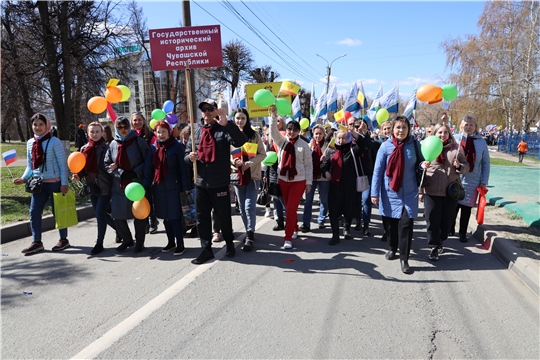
[280,137,298,180]
[436,139,451,163]
[463,137,476,172]
[31,133,51,170]
[82,138,104,174]
[198,125,216,163]
[330,145,345,186]
[312,142,323,180]
[238,153,252,186]
[386,137,406,192]
[152,137,175,184]
[116,136,137,188]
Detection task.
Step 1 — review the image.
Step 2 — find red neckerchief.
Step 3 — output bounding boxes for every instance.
[330,143,348,186]
[116,136,137,188]
[152,137,175,184]
[280,137,298,180]
[436,139,452,163]
[198,125,216,163]
[31,133,51,169]
[463,137,476,172]
[83,138,104,174]
[386,137,406,192]
[312,141,323,180]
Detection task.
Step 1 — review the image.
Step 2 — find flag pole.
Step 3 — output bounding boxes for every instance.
[185,64,197,182]
[4,165,14,181]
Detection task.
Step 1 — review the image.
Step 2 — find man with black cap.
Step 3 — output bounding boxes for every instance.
[186,99,247,264]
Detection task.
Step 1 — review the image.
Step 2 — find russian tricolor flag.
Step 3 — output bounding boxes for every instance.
[2,149,17,166]
[231,148,242,160]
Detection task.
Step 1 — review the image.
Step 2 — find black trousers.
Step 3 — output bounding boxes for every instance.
[384,208,414,261]
[328,184,354,239]
[453,204,472,236]
[424,194,458,247]
[195,185,234,251]
[115,218,146,244]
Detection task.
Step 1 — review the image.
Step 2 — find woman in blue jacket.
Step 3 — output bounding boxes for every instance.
[13,113,70,254]
[371,116,422,274]
[452,115,490,242]
[143,120,191,255]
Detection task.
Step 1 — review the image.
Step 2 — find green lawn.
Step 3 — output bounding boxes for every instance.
[0,166,91,225]
[490,157,528,166]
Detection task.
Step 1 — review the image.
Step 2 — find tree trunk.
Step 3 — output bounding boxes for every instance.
[37,2,66,140]
[520,1,539,132]
[15,116,26,142]
[60,1,73,142]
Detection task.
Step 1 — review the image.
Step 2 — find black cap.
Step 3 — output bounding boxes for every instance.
[198,98,218,110]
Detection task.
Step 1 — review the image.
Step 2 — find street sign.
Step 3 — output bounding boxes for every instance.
[245,82,292,118]
[148,25,223,71]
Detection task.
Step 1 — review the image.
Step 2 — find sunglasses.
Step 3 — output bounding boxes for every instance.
[116,125,130,130]
[201,107,215,112]
[354,125,361,129]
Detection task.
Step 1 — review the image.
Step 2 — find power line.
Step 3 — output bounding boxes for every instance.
[192,0,319,83]
[218,0,320,82]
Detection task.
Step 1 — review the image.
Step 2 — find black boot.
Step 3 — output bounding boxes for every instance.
[226,240,235,258]
[243,231,254,252]
[117,239,134,252]
[134,240,145,253]
[273,217,285,231]
[363,223,371,236]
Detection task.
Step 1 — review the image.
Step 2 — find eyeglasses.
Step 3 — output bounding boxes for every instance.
[116,125,130,130]
[201,107,215,112]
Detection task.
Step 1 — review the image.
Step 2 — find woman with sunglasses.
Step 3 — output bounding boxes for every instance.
[269,105,313,249]
[105,117,150,253]
[13,113,70,254]
[143,120,191,255]
[131,111,160,234]
[231,108,266,251]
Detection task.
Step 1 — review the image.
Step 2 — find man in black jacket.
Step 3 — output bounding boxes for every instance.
[186,99,247,264]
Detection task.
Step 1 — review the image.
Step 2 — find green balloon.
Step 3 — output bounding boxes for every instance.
[152,108,166,120]
[125,182,145,202]
[275,98,292,116]
[299,118,309,130]
[376,108,389,123]
[262,151,278,166]
[442,84,458,101]
[254,89,276,107]
[421,136,443,162]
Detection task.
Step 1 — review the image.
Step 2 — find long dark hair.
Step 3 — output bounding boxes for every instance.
[234,108,256,141]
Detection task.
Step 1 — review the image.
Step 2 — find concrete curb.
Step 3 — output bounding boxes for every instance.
[470,223,539,298]
[1,205,95,244]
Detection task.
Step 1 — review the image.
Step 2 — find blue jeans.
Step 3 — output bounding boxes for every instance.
[30,181,67,242]
[273,197,285,218]
[302,180,329,225]
[234,180,260,233]
[90,195,116,244]
[361,175,373,224]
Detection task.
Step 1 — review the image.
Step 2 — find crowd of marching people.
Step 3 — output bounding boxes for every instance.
[13,101,490,274]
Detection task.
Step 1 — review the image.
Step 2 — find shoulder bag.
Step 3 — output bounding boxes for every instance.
[25,139,50,194]
[351,148,369,192]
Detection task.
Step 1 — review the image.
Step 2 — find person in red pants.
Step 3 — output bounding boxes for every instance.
[268,105,313,249]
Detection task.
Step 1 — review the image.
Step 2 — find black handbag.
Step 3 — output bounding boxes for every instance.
[257,182,271,206]
[25,177,44,194]
[25,139,50,194]
[267,181,281,198]
[447,181,465,200]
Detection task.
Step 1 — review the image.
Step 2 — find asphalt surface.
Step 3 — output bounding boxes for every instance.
[2,202,539,359]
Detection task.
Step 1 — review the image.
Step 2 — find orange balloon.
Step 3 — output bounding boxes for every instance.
[417,84,442,103]
[132,197,150,220]
[67,152,86,173]
[105,87,122,104]
[87,96,107,114]
[428,89,443,104]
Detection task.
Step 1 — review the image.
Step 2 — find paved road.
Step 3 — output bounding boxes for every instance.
[2,202,538,359]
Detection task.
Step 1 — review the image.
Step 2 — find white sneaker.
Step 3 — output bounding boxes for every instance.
[265,208,272,217]
[283,240,293,249]
[292,231,298,240]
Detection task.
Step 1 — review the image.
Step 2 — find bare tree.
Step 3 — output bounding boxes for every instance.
[211,39,254,94]
[249,65,280,83]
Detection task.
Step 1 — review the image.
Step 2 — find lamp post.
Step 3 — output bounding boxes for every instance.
[316,53,347,94]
